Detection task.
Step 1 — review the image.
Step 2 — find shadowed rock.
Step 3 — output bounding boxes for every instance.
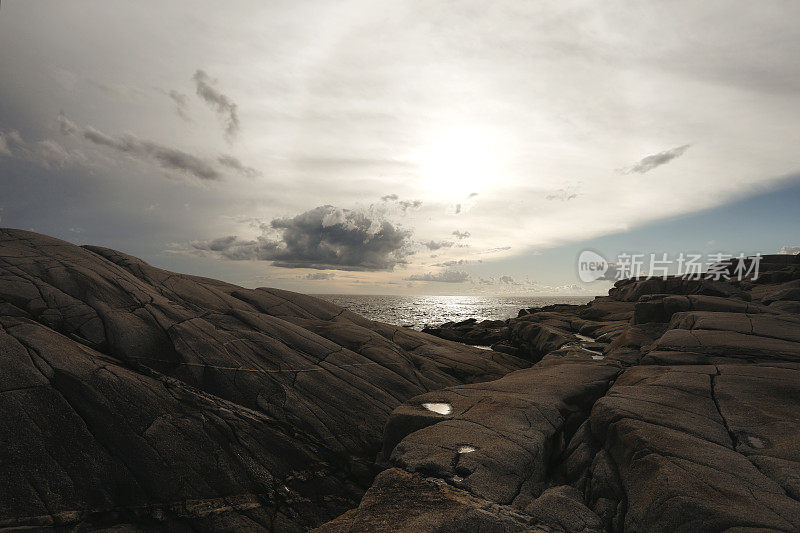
[331,255,800,532]
[0,228,526,530]
[4,228,800,532]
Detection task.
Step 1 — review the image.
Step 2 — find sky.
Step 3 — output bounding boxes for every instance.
[1,1,799,295]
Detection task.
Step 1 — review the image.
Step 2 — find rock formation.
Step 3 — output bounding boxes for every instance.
[0,229,525,530]
[3,227,800,531]
[325,255,800,532]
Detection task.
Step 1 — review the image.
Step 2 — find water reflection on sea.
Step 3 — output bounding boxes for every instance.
[314,294,594,330]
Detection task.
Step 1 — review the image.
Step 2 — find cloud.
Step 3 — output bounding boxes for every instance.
[468,192,479,198]
[0,135,12,157]
[193,70,239,140]
[90,81,149,101]
[399,199,422,212]
[379,195,421,212]
[455,203,462,214]
[58,115,225,180]
[218,155,260,177]
[432,259,480,267]
[167,90,190,121]
[29,140,73,169]
[423,240,454,250]
[477,246,511,254]
[193,205,412,271]
[779,245,800,255]
[81,126,220,180]
[475,275,527,286]
[552,283,584,292]
[622,144,692,174]
[303,272,335,280]
[545,188,578,201]
[452,230,470,239]
[405,270,470,283]
[0,128,77,169]
[58,112,78,135]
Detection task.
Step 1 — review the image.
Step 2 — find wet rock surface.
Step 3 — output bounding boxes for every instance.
[0,229,527,531]
[328,255,800,531]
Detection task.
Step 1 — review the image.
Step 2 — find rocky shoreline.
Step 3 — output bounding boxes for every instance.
[1,228,800,531]
[326,257,800,532]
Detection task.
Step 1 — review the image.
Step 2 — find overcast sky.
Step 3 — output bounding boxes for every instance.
[1,1,799,295]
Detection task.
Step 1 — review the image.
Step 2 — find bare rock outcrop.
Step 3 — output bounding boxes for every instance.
[4,228,800,532]
[0,228,527,531]
[337,258,800,531]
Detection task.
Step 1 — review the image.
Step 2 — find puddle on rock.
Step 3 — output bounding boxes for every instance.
[457,445,477,454]
[591,355,605,360]
[575,333,595,342]
[422,402,453,415]
[747,435,767,449]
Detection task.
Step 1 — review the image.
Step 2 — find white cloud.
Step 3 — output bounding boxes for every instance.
[2,2,800,293]
[405,270,470,283]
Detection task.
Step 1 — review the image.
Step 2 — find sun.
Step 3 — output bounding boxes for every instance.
[415,126,498,199]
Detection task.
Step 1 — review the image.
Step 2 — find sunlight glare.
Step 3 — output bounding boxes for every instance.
[415,126,499,199]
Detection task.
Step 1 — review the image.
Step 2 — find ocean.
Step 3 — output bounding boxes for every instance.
[314,294,595,330]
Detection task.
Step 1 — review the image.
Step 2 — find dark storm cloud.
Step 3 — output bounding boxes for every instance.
[405,270,470,283]
[452,230,470,239]
[423,240,454,250]
[622,144,691,174]
[81,126,221,180]
[218,155,260,177]
[193,70,240,140]
[193,205,412,271]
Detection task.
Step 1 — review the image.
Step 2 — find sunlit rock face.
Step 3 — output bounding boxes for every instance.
[0,228,527,531]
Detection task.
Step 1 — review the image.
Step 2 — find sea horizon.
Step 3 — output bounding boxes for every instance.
[314,293,596,329]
